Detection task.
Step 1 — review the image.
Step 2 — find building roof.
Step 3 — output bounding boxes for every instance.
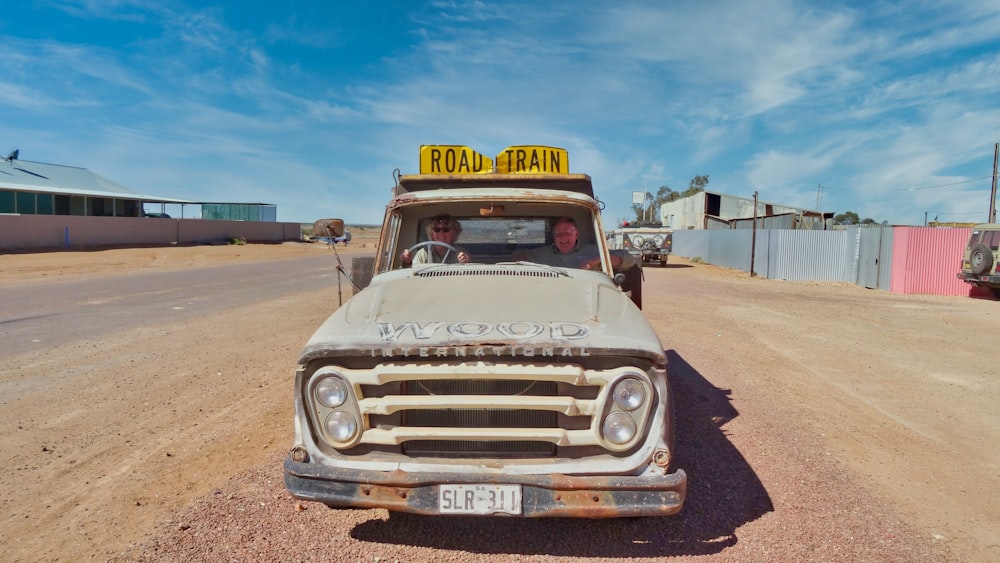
[698,189,829,216]
[0,157,195,203]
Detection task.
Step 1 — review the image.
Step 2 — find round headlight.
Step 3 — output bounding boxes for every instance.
[613,378,646,411]
[316,377,348,408]
[603,412,637,444]
[325,411,358,442]
[632,235,645,246]
[653,235,664,246]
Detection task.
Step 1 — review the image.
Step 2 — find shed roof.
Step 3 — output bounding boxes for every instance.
[0,157,195,203]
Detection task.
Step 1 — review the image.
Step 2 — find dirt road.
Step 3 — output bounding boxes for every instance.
[1,242,996,561]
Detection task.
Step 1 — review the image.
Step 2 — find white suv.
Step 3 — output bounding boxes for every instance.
[958,224,1000,297]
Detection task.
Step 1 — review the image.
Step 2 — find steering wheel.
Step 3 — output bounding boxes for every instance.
[407,240,460,264]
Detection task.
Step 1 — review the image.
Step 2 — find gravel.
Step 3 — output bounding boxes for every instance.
[111,370,954,562]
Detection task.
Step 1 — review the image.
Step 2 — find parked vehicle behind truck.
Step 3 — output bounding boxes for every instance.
[609,222,673,267]
[283,145,686,518]
[958,223,1000,297]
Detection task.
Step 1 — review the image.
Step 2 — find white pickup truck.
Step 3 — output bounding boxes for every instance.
[283,145,686,518]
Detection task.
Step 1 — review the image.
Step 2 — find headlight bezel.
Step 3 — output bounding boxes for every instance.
[600,372,654,451]
[307,367,362,448]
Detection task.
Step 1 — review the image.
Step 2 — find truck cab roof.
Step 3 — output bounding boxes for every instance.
[394,173,595,199]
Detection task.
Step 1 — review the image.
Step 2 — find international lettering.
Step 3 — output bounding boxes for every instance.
[369,346,591,358]
[377,321,591,342]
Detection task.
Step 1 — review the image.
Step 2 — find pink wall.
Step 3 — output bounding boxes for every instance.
[890,226,990,297]
[0,215,301,251]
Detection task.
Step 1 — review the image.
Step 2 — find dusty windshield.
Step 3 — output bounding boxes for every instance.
[401,216,550,266]
[459,217,548,245]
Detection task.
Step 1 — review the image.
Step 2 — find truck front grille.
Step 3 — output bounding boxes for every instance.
[401,381,558,456]
[308,363,652,459]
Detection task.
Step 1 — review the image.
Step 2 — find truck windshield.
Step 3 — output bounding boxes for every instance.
[411,216,549,265]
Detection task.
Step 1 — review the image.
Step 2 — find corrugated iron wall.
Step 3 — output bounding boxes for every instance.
[766,229,859,283]
[889,227,983,296]
[671,226,985,298]
[707,228,753,271]
[672,230,709,262]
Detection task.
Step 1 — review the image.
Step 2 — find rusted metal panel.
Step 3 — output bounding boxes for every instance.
[396,173,595,198]
[284,458,686,518]
[890,226,977,296]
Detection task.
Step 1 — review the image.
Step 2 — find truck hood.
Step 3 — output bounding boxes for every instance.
[299,263,665,365]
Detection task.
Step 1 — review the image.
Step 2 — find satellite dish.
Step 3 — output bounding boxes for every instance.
[5,149,18,160]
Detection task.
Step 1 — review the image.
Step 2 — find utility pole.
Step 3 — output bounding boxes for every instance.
[816,184,822,210]
[991,143,998,223]
[643,180,650,223]
[751,191,758,277]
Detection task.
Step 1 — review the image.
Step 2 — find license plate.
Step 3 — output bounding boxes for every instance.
[438,484,522,515]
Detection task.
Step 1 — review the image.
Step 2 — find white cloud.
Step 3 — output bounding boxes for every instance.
[5,0,1000,225]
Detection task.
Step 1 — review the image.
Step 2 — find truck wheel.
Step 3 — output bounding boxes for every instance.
[660,256,667,267]
[970,243,994,275]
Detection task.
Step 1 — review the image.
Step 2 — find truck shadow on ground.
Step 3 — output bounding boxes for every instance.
[350,350,774,557]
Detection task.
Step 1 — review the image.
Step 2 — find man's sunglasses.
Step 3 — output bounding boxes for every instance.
[433,227,451,233]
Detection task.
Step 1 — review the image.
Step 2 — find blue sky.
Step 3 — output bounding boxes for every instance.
[3,1,1000,226]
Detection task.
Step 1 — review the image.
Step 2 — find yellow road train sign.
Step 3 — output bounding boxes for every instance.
[419,145,569,175]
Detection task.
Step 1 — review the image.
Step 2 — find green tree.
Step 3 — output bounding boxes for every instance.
[630,175,709,224]
[833,211,860,225]
[833,211,882,225]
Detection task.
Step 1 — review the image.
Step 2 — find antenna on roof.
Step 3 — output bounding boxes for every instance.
[5,149,18,161]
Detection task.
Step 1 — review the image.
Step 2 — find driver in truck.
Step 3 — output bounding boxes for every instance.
[400,214,471,266]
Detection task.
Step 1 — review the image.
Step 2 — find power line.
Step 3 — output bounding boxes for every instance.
[931,210,986,217]
[819,176,991,192]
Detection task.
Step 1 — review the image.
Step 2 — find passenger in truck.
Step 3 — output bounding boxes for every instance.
[516,216,633,270]
[400,214,472,266]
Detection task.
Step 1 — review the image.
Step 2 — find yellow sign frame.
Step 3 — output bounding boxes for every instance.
[419,145,569,175]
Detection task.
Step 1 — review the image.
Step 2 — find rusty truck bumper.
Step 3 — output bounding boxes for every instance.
[284,457,686,518]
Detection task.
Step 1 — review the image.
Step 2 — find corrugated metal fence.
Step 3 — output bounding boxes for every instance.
[671,226,988,297]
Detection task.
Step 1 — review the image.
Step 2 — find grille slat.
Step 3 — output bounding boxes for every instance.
[400,380,563,457]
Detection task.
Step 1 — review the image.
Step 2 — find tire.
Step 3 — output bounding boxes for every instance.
[990,287,1000,300]
[970,243,994,275]
[660,256,668,267]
